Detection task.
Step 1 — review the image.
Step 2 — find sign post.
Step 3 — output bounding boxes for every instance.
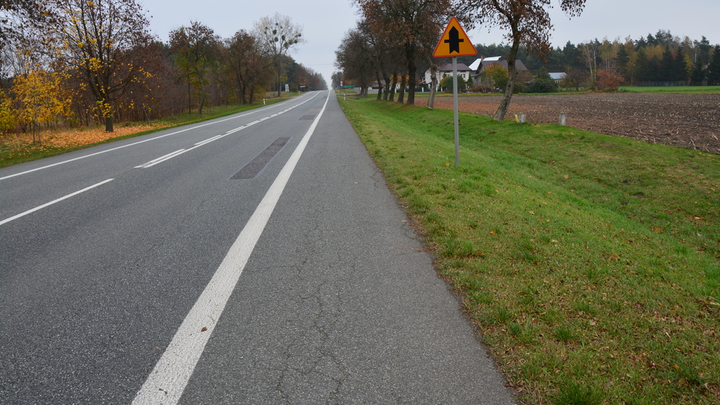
[433,17,477,167]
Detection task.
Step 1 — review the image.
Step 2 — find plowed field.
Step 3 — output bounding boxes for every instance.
[414,93,720,154]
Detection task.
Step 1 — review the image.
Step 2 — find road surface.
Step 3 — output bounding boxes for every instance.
[0,91,515,404]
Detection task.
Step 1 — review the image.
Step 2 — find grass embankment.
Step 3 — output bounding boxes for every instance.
[0,95,296,169]
[339,96,720,404]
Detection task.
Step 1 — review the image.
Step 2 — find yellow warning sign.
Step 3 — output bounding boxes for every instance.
[433,17,477,58]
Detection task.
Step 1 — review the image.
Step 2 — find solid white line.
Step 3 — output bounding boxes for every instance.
[0,93,318,182]
[0,179,114,226]
[131,92,331,405]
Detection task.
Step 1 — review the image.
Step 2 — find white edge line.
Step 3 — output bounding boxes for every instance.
[0,93,318,182]
[0,179,114,226]
[131,91,331,405]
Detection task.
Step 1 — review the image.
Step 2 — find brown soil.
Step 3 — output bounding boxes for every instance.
[415,93,720,154]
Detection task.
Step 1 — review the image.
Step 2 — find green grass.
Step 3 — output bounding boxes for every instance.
[0,96,294,168]
[339,96,720,404]
[619,85,720,94]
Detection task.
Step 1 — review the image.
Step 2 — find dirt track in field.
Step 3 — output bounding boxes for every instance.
[414,93,720,154]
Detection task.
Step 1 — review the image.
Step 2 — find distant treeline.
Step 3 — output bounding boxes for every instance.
[455,29,720,86]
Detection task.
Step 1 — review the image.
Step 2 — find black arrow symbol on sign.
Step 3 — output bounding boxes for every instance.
[444,27,464,54]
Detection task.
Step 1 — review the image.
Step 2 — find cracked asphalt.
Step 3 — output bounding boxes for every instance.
[179,92,516,404]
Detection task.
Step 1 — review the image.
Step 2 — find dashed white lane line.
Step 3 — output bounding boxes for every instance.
[0,93,316,181]
[131,92,330,405]
[0,179,114,226]
[133,92,320,170]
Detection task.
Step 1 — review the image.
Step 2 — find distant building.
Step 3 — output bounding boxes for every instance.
[549,72,567,83]
[423,62,473,90]
[468,56,530,84]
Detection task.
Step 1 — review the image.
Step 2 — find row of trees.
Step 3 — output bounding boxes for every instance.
[0,0,326,136]
[336,0,588,121]
[335,2,720,118]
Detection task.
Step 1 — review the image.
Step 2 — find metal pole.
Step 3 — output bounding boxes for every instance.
[452,57,460,166]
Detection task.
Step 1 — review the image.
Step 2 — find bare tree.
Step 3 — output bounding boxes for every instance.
[359,20,393,101]
[581,39,598,87]
[335,27,375,96]
[253,13,304,97]
[456,0,587,121]
[1,0,47,44]
[560,66,588,91]
[1,0,58,80]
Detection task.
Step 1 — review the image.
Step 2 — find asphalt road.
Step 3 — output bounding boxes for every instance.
[0,91,515,404]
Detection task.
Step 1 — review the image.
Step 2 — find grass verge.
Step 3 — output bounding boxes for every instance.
[0,96,294,169]
[619,86,720,94]
[339,96,720,404]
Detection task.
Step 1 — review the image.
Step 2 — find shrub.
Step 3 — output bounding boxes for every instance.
[528,69,559,93]
[440,75,466,93]
[595,69,623,91]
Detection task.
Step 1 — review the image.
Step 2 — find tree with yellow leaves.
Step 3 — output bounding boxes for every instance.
[0,90,16,135]
[12,67,73,143]
[56,0,153,132]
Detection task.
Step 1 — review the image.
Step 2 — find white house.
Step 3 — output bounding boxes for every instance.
[423,62,473,90]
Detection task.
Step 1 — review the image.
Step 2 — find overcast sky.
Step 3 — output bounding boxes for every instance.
[140,0,720,84]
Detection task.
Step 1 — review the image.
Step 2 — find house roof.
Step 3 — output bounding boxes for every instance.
[469,56,529,72]
[436,62,472,72]
[469,56,503,71]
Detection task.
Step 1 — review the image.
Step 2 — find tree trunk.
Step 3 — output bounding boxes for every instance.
[494,41,520,121]
[398,74,405,104]
[406,45,416,105]
[427,61,437,109]
[187,77,192,114]
[277,72,282,97]
[389,73,397,102]
[198,91,206,115]
[383,75,390,100]
[105,116,114,132]
[238,78,247,104]
[376,71,383,100]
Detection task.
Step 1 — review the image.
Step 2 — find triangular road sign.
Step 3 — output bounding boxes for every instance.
[433,17,477,58]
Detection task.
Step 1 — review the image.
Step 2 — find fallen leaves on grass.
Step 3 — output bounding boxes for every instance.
[2,124,160,150]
